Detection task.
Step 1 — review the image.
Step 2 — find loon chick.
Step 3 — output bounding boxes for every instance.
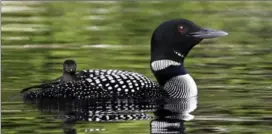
[22,18,227,100]
[20,59,78,93]
[57,59,77,82]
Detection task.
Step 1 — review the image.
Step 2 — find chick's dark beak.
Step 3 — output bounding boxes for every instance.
[189,28,228,38]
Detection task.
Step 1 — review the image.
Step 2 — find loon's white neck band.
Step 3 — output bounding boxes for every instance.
[151,59,197,98]
[151,60,181,71]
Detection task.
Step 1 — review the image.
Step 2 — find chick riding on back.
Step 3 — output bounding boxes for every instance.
[20,59,78,93]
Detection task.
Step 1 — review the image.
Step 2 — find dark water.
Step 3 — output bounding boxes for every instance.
[2,1,272,134]
[2,46,271,134]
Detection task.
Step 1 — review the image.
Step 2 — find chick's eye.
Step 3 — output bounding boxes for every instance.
[178,26,185,33]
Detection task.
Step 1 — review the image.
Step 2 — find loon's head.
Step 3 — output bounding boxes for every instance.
[150,18,228,85]
[63,59,77,74]
[151,18,228,62]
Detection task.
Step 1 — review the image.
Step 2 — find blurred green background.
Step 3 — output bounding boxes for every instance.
[1,1,271,134]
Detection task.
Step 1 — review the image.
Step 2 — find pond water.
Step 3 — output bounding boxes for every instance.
[2,1,272,134]
[2,45,271,134]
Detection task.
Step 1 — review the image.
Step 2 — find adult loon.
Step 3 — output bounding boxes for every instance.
[21,18,227,100]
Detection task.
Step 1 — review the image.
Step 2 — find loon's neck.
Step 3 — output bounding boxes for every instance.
[150,50,188,86]
[150,38,200,86]
[62,72,76,82]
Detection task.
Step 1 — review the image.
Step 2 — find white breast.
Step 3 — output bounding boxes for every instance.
[163,74,198,98]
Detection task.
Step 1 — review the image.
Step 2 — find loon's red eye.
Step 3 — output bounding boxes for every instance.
[178,26,185,33]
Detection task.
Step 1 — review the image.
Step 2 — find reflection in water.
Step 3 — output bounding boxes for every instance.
[151,119,185,134]
[23,97,156,133]
[156,97,197,121]
[151,97,197,134]
[23,93,197,134]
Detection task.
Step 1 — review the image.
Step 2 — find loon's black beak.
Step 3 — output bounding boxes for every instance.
[189,28,228,38]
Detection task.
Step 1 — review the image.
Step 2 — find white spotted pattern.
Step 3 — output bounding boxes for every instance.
[25,69,162,100]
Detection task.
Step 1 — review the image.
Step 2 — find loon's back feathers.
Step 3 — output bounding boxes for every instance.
[77,69,132,78]
[45,69,138,85]
[23,69,164,100]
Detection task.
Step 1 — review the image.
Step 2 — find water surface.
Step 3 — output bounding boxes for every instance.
[2,1,272,134]
[2,46,271,134]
